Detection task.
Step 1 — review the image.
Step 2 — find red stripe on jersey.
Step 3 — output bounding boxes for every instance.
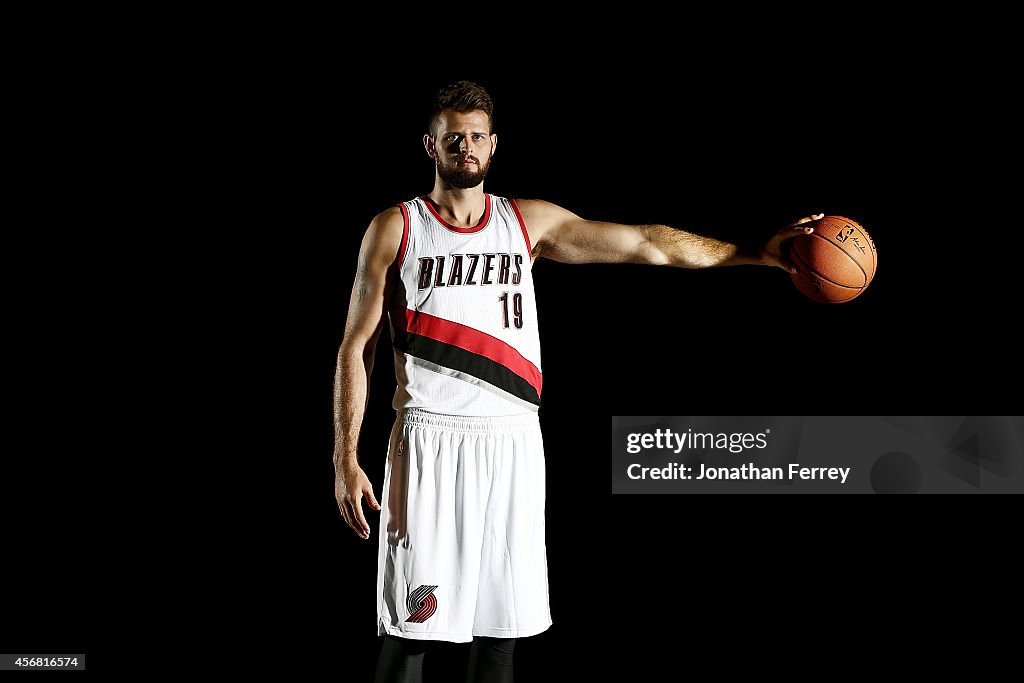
[509,198,532,255]
[401,308,542,396]
[421,194,492,233]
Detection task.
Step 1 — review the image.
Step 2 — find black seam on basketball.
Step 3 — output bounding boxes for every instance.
[791,249,862,289]
[807,231,868,285]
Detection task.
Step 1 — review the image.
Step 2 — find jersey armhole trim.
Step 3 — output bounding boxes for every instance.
[396,202,411,268]
[509,198,532,255]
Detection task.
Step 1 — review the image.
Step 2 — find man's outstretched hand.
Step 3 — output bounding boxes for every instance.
[759,213,824,273]
[336,462,380,540]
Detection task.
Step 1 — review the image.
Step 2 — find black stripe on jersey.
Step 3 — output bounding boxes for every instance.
[393,330,541,407]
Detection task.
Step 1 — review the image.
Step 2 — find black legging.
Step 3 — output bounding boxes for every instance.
[466,636,516,682]
[374,634,516,683]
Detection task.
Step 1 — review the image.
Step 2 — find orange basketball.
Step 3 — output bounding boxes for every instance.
[788,216,877,303]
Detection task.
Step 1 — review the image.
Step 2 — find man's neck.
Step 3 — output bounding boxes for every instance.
[426,185,487,228]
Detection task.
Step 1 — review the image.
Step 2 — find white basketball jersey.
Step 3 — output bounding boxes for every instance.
[388,193,542,416]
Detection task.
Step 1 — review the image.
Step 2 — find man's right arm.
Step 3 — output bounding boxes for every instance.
[334,206,404,540]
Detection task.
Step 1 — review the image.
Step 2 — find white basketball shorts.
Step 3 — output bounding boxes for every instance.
[376,407,552,643]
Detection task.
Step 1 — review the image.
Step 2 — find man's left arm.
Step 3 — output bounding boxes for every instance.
[515,199,821,273]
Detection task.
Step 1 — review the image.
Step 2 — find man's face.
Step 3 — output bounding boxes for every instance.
[426,109,496,189]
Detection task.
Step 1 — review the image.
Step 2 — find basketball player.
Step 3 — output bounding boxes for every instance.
[334,80,821,682]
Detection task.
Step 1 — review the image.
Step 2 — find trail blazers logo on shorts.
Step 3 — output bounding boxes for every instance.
[405,585,438,623]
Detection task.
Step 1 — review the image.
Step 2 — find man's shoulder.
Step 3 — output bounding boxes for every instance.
[361,206,406,261]
[507,199,576,229]
[508,198,564,213]
[368,205,406,232]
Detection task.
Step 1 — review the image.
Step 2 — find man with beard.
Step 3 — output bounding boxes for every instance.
[335,80,820,682]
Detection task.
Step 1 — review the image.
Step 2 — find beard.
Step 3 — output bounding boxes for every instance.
[436,153,493,189]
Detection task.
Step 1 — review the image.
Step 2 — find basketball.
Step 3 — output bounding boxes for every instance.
[788,216,877,303]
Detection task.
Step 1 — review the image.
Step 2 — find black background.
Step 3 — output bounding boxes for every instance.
[8,29,1017,676]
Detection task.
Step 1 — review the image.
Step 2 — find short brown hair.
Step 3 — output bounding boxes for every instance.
[428,80,494,136]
